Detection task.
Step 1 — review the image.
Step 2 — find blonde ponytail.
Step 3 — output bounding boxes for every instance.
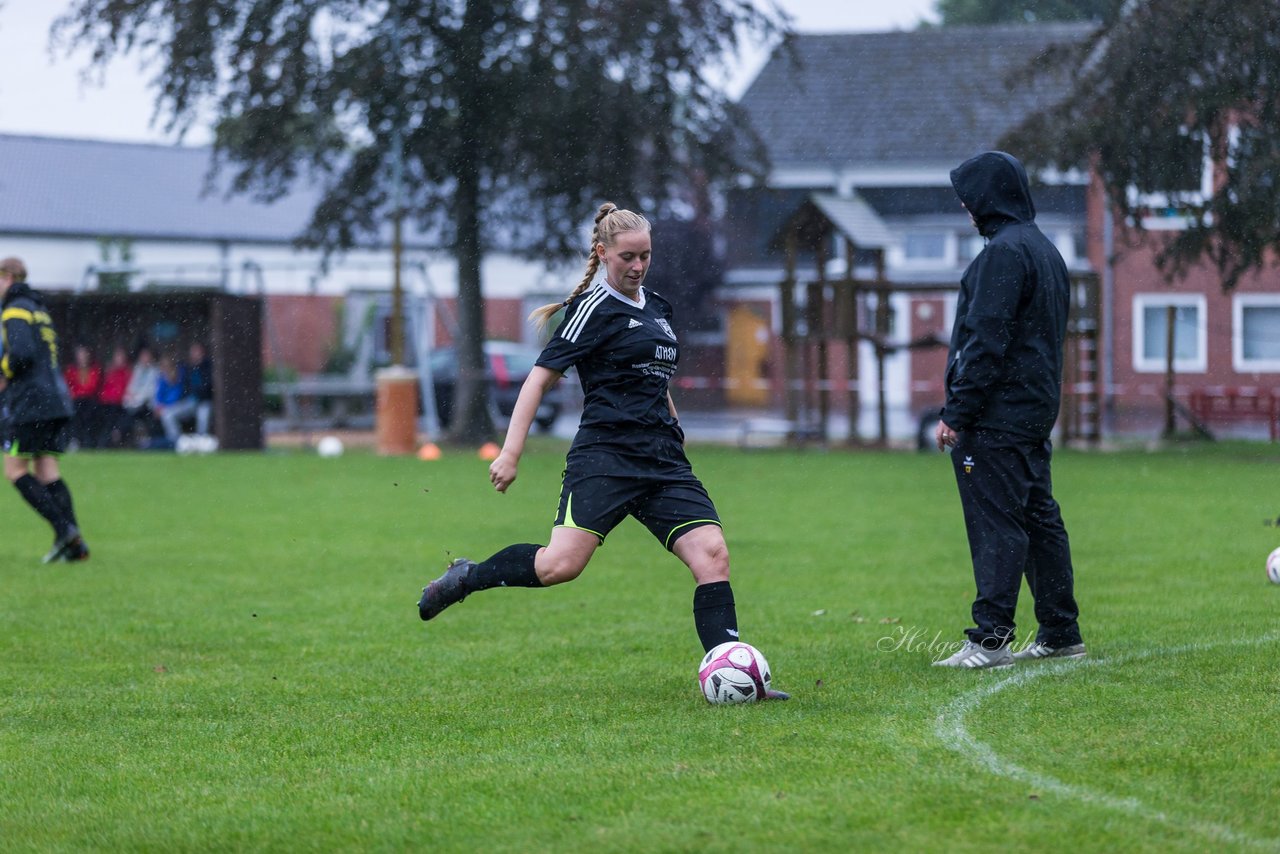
[529,202,651,332]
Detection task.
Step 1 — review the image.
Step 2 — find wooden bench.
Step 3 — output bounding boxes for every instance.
[264,375,377,430]
[737,417,825,449]
[1188,387,1279,441]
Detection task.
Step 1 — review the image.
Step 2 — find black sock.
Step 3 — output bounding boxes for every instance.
[44,479,79,530]
[468,544,544,590]
[14,474,72,537]
[693,580,738,652]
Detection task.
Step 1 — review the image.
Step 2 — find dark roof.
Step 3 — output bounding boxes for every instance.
[0,134,328,243]
[739,23,1094,167]
[858,185,1084,217]
[726,182,1086,270]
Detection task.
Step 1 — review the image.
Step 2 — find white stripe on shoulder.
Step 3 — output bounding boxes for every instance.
[560,287,609,343]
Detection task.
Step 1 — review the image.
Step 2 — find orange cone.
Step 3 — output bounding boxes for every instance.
[477,442,501,461]
[417,442,442,461]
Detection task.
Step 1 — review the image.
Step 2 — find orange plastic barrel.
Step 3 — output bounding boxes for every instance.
[375,366,419,455]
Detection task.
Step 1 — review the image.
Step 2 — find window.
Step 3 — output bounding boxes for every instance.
[901,232,948,265]
[1234,295,1280,372]
[1127,129,1213,231]
[1050,231,1083,267]
[956,234,985,265]
[1133,294,1207,373]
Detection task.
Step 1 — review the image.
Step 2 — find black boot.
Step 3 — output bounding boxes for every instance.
[418,558,478,621]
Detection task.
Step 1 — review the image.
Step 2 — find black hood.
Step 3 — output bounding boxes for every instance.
[950,151,1036,237]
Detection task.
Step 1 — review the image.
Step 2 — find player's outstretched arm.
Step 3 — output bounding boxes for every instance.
[490,365,562,493]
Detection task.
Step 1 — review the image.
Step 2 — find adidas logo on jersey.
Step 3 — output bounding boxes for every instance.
[627,318,643,328]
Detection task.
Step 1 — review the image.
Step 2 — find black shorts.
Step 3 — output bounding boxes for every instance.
[554,470,721,550]
[4,418,69,457]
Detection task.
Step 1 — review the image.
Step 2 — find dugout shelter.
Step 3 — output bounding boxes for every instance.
[43,291,264,450]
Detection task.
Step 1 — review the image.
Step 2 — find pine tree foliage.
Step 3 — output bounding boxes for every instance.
[938,0,1122,26]
[55,0,786,440]
[1001,0,1280,289]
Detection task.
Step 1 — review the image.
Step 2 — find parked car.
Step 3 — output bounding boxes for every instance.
[427,341,565,432]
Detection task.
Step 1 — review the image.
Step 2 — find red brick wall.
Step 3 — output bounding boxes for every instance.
[262,295,341,374]
[908,296,950,415]
[486,299,528,342]
[427,297,531,349]
[1087,173,1280,434]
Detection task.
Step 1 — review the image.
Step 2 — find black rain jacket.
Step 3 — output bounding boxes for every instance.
[941,151,1071,441]
[1,282,74,424]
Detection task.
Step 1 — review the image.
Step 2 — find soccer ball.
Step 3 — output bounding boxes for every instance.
[698,641,772,704]
[316,435,344,458]
[1267,547,1280,585]
[177,434,219,455]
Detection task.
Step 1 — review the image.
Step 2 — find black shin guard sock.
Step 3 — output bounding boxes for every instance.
[14,474,71,537]
[44,479,78,530]
[693,580,738,652]
[469,543,544,590]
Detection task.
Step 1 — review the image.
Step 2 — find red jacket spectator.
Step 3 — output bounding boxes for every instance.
[64,345,102,401]
[98,347,132,407]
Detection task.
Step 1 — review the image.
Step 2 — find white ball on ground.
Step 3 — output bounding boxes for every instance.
[698,641,772,704]
[316,435,344,458]
[1267,546,1280,584]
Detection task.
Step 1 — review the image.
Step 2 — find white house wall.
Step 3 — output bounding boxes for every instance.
[0,231,574,300]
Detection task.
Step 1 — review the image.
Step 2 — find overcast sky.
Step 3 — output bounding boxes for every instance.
[0,0,938,145]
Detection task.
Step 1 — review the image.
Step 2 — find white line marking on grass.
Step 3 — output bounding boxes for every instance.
[934,635,1280,851]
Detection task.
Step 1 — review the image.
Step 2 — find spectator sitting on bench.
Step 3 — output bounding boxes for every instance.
[120,345,160,446]
[63,344,102,448]
[161,342,213,440]
[96,345,131,448]
[152,355,186,447]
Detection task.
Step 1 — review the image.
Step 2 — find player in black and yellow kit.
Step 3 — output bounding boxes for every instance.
[417,205,786,698]
[0,257,89,562]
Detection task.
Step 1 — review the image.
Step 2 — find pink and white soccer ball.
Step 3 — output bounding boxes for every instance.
[1267,547,1280,585]
[698,641,772,704]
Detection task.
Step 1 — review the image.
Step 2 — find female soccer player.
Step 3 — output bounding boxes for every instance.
[417,203,787,699]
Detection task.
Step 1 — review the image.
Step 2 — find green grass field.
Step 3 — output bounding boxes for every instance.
[2,439,1278,852]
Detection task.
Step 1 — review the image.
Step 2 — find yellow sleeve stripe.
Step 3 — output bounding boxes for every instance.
[1,307,34,323]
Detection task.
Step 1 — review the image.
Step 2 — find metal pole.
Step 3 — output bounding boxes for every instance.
[782,233,799,424]
[1164,304,1176,437]
[389,9,405,367]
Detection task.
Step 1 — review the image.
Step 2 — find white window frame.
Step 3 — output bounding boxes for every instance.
[1133,293,1208,374]
[1233,294,1280,373]
[1126,130,1214,231]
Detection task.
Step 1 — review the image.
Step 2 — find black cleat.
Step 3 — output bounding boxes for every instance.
[61,537,90,562]
[42,528,85,564]
[418,558,477,621]
[764,689,791,701]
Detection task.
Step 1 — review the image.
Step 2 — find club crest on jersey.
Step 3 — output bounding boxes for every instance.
[963,455,975,474]
[655,318,677,340]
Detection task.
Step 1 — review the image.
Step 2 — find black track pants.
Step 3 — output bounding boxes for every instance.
[950,429,1082,649]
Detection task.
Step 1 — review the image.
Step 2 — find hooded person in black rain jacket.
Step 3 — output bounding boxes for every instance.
[0,257,89,562]
[931,152,1085,670]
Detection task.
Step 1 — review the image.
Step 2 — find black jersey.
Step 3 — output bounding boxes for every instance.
[537,284,682,447]
[1,282,74,424]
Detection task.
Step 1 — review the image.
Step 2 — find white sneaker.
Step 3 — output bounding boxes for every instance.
[1012,641,1087,661]
[932,640,1014,669]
